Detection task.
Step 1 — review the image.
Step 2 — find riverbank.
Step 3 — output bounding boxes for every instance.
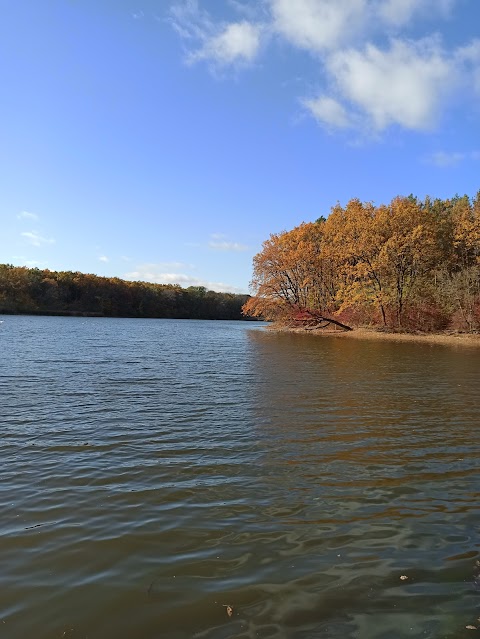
[268,324,480,347]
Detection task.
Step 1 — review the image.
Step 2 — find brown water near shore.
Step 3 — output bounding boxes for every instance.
[269,324,480,348]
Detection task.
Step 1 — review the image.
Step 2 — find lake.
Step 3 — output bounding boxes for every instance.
[1,316,479,639]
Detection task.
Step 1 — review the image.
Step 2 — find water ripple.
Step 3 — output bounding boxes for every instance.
[0,317,479,638]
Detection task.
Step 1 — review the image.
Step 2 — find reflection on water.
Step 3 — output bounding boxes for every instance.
[0,317,479,638]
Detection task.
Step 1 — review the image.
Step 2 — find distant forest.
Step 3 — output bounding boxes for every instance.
[0,265,250,320]
[243,193,480,332]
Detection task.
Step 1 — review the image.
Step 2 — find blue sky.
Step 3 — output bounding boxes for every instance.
[1,0,479,293]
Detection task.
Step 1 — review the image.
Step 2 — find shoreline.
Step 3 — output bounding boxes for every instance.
[267,324,480,347]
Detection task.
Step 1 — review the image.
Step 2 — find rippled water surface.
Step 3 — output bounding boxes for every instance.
[1,316,479,639]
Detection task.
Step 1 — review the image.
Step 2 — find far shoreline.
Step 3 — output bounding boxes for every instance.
[267,324,480,347]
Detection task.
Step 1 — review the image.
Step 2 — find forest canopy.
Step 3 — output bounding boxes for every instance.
[242,192,480,332]
[0,266,250,320]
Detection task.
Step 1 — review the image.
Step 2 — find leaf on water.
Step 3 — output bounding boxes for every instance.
[223,605,233,617]
[465,625,477,630]
[400,575,408,580]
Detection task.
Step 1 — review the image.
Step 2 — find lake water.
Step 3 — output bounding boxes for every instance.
[1,316,479,639]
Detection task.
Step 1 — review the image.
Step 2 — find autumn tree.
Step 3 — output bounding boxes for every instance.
[323,199,390,325]
[0,266,249,320]
[377,196,440,327]
[323,197,443,328]
[244,191,480,332]
[444,193,480,329]
[242,221,338,321]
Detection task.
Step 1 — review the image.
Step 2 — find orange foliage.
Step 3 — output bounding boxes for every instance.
[243,222,338,321]
[244,193,480,331]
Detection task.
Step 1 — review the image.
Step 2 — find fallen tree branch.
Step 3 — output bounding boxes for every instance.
[292,308,353,331]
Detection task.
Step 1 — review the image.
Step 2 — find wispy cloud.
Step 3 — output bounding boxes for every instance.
[208,240,249,251]
[17,211,39,221]
[98,255,109,263]
[425,150,480,167]
[154,260,194,270]
[302,95,351,129]
[208,233,249,251]
[169,0,480,136]
[169,1,262,67]
[269,0,457,53]
[290,1,474,135]
[21,231,55,247]
[379,0,456,27]
[270,0,368,53]
[190,20,261,65]
[124,263,246,293]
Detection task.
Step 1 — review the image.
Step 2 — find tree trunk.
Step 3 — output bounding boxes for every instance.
[293,308,352,331]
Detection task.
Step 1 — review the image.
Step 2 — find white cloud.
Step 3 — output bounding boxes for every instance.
[169,0,476,136]
[171,0,460,66]
[270,0,367,53]
[456,39,480,93]
[269,0,458,52]
[21,231,55,247]
[227,0,265,21]
[191,20,261,65]
[324,38,453,131]
[378,0,456,27]
[425,150,480,167]
[126,270,191,284]
[158,261,193,269]
[426,151,464,167]
[124,263,246,293]
[379,0,419,26]
[456,40,480,64]
[18,211,39,221]
[170,1,261,66]
[303,36,480,133]
[98,255,109,263]
[169,0,213,41]
[302,95,351,128]
[208,239,249,251]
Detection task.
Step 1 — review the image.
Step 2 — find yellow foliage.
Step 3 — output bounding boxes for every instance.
[244,193,480,329]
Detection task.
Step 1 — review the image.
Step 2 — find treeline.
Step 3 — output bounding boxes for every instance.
[243,193,480,332]
[0,265,250,320]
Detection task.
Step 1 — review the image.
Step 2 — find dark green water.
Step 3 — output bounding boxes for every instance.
[1,316,479,639]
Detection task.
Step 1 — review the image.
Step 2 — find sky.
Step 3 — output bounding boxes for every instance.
[1,0,479,293]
